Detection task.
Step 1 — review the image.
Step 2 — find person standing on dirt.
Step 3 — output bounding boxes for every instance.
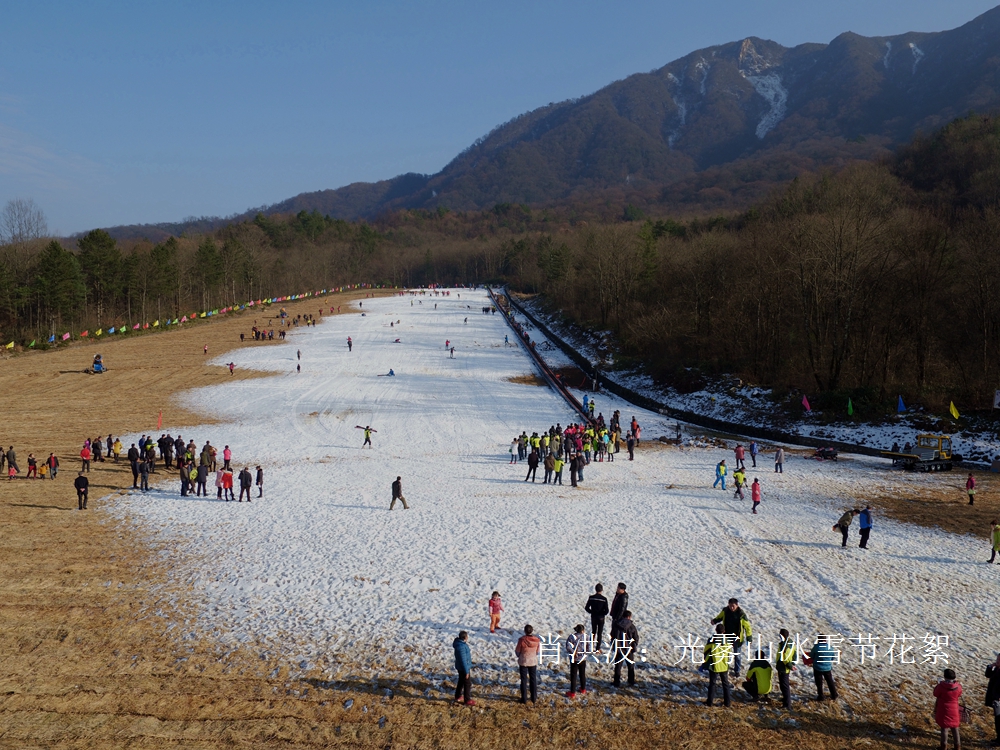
[967,473,977,505]
[585,583,610,651]
[525,450,539,482]
[80,444,91,473]
[74,472,89,510]
[858,506,873,548]
[612,611,639,688]
[238,467,253,502]
[804,636,839,701]
[774,447,785,473]
[391,476,409,509]
[703,624,732,707]
[46,453,58,480]
[984,653,1000,743]
[776,628,796,709]
[7,446,20,474]
[835,509,857,548]
[453,630,475,706]
[515,625,541,704]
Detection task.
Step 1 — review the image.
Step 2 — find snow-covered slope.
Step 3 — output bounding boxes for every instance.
[107,290,997,698]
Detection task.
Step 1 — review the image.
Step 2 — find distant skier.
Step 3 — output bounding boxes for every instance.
[357,425,377,448]
[347,336,352,351]
[450,347,455,358]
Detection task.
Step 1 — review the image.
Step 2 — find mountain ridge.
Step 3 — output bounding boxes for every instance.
[95,5,1000,240]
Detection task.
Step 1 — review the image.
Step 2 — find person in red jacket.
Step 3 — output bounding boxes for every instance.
[734,444,745,470]
[933,668,962,749]
[751,478,762,514]
[80,445,91,473]
[515,625,541,704]
[967,473,976,505]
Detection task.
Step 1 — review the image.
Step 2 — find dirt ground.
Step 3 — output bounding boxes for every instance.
[0,292,994,748]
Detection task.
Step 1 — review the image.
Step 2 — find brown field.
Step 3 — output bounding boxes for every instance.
[0,293,994,748]
[506,373,547,387]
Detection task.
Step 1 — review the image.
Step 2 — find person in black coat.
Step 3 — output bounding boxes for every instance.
[585,583,610,651]
[986,653,1000,745]
[127,444,140,488]
[613,611,639,688]
[569,454,579,487]
[238,467,253,502]
[609,582,629,645]
[74,472,89,510]
[525,450,539,482]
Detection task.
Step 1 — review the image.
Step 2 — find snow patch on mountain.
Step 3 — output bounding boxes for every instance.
[695,59,710,95]
[746,73,788,139]
[666,73,687,149]
[883,41,892,69]
[909,42,925,74]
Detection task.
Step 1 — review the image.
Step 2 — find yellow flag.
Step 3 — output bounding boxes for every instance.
[949,401,960,419]
[96,328,103,336]
[4,341,13,349]
[199,312,206,318]
[153,320,159,327]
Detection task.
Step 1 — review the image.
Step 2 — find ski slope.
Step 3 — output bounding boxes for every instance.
[109,289,997,694]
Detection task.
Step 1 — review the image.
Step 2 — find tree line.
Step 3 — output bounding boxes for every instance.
[3,112,999,414]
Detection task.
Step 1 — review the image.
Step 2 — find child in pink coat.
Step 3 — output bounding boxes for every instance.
[488,591,504,633]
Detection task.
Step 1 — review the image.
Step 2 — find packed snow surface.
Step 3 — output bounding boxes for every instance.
[110,290,997,688]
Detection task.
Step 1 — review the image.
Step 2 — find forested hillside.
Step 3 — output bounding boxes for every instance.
[3,113,1000,412]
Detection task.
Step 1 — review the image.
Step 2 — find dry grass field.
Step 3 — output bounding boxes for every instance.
[0,292,994,748]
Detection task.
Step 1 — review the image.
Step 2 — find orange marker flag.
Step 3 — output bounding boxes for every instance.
[157,410,163,430]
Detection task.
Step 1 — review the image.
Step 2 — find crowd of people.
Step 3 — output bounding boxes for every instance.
[510,410,642,488]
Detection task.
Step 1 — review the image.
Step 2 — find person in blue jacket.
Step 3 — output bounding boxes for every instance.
[858,506,873,549]
[804,635,839,700]
[453,631,475,705]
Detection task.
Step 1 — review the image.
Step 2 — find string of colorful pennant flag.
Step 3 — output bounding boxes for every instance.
[4,283,388,350]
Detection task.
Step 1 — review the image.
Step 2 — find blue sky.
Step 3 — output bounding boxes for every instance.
[2,1,997,234]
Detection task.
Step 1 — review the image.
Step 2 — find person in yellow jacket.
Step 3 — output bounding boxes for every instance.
[703,624,732,707]
[112,438,122,462]
[776,627,797,708]
[742,651,772,700]
[711,598,752,676]
[989,520,1000,564]
[552,456,564,485]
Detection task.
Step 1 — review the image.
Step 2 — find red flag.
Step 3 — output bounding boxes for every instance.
[157,410,162,429]
[802,395,811,412]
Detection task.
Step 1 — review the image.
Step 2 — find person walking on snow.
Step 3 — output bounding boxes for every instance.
[732,467,747,500]
[347,336,352,351]
[238,467,253,502]
[358,426,376,448]
[453,631,475,706]
[390,476,409,509]
[525,450,539,482]
[734,444,745,470]
[988,520,1000,564]
[967,473,977,505]
[586,583,610,651]
[835,509,857,548]
[749,441,759,468]
[751,478,762,514]
[255,465,264,497]
[774,447,785,473]
[859,506,873,548]
[488,591,504,633]
[713,460,728,490]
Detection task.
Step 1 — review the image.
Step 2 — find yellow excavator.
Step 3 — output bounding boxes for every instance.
[881,435,961,472]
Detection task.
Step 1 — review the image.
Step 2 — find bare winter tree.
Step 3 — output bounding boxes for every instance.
[0,198,48,248]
